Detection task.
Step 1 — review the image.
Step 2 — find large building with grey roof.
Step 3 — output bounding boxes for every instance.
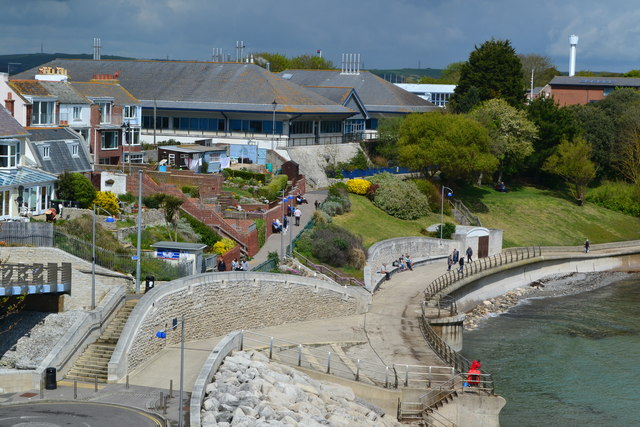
[548,76,640,106]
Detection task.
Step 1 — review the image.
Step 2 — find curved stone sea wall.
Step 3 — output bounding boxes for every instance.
[109,272,370,382]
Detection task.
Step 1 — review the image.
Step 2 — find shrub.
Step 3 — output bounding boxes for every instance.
[213,238,237,255]
[369,173,430,220]
[313,210,332,225]
[346,178,372,195]
[255,218,266,248]
[181,185,200,198]
[118,192,136,204]
[56,171,96,208]
[181,212,221,249]
[143,194,163,209]
[586,181,640,216]
[309,224,365,268]
[436,222,457,240]
[222,169,267,183]
[257,174,288,202]
[322,201,345,217]
[93,191,121,214]
[412,179,442,212]
[322,182,351,217]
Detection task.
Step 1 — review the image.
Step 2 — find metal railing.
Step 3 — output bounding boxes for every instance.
[239,330,454,390]
[418,308,472,376]
[451,198,482,227]
[293,251,365,287]
[424,246,542,299]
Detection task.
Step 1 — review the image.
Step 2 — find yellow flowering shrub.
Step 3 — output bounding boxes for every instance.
[213,238,237,255]
[346,178,372,195]
[93,191,121,214]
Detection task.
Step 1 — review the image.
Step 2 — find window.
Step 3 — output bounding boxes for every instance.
[290,121,313,134]
[98,102,112,123]
[0,190,10,216]
[32,100,55,125]
[124,105,136,119]
[125,153,144,163]
[320,120,341,133]
[42,145,50,159]
[72,106,82,120]
[71,144,79,157]
[603,87,615,96]
[0,142,20,168]
[101,131,119,150]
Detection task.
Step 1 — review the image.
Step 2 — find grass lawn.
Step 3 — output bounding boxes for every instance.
[331,187,640,249]
[222,186,253,198]
[332,194,449,248]
[456,185,640,247]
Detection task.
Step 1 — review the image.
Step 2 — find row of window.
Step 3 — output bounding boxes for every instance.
[30,100,138,126]
[0,185,54,218]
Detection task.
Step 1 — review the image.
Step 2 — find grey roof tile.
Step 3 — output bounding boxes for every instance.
[550,76,640,87]
[27,128,92,175]
[0,105,29,138]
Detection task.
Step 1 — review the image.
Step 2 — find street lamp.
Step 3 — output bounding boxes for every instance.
[271,99,277,150]
[156,314,185,427]
[440,186,453,243]
[121,121,130,174]
[92,205,116,310]
[280,189,286,260]
[135,169,143,294]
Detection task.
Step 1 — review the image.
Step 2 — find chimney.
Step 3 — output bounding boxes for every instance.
[569,35,578,77]
[5,92,15,116]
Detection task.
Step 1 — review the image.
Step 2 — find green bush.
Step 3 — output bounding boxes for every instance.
[180,212,221,249]
[257,174,288,201]
[587,181,640,216]
[222,168,267,183]
[436,222,457,240]
[369,173,430,220]
[140,257,185,281]
[142,194,162,209]
[55,171,96,208]
[309,224,366,268]
[336,150,370,171]
[181,185,200,198]
[321,183,351,217]
[118,192,137,204]
[413,179,443,213]
[255,218,266,248]
[322,201,346,217]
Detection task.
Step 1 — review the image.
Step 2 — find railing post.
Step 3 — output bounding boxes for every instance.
[355,359,360,382]
[327,351,332,374]
[240,330,244,351]
[269,337,274,360]
[428,366,432,388]
[404,365,410,387]
[385,366,390,388]
[297,344,302,366]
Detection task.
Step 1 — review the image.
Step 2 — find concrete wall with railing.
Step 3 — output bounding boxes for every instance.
[108,272,371,382]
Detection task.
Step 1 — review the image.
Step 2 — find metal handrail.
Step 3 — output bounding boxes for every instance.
[293,250,365,287]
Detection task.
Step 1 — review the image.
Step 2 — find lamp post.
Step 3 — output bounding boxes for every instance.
[92,205,116,310]
[156,314,185,427]
[271,99,277,150]
[440,186,453,243]
[135,169,143,294]
[280,189,286,260]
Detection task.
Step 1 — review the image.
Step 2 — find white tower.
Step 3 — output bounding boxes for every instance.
[569,35,579,77]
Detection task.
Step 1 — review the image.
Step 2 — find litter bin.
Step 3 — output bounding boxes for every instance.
[45,367,57,390]
[145,275,155,293]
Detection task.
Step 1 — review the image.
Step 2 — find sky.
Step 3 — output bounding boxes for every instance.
[2,0,640,73]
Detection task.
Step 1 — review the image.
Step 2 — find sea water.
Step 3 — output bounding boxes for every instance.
[461,273,640,427]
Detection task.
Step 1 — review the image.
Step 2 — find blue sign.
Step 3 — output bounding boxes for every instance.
[156,250,180,260]
[131,255,139,260]
[156,331,167,339]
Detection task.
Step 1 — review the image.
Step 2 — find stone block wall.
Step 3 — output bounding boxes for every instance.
[0,247,132,311]
[110,273,369,379]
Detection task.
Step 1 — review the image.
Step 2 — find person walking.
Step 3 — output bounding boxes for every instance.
[452,248,459,264]
[217,258,226,272]
[458,256,464,274]
[466,246,473,262]
[584,239,590,253]
[241,258,249,271]
[447,255,453,271]
[294,207,302,226]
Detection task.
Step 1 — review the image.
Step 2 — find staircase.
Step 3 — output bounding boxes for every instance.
[65,299,138,383]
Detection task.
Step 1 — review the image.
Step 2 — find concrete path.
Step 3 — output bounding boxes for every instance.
[249,189,327,267]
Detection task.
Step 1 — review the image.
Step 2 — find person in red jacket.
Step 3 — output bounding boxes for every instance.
[467,360,481,386]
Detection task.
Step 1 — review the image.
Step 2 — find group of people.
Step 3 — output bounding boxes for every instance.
[272,217,289,233]
[295,194,308,205]
[392,254,413,272]
[447,246,474,273]
[217,257,249,272]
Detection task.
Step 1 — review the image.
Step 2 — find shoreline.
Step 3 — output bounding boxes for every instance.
[463,271,637,331]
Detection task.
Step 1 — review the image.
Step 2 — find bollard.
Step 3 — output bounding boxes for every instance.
[40,379,44,399]
[169,379,173,398]
[326,352,332,374]
[405,365,409,387]
[355,359,360,382]
[126,374,129,390]
[94,375,98,392]
[385,366,389,388]
[269,337,274,360]
[160,391,165,414]
[74,381,77,399]
[297,344,302,366]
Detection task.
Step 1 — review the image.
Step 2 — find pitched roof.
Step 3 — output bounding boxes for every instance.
[0,167,57,187]
[39,81,89,104]
[70,82,139,106]
[279,69,438,113]
[14,59,354,115]
[8,80,54,100]
[27,128,92,175]
[550,76,640,87]
[0,105,29,138]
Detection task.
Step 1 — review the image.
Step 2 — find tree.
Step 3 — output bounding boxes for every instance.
[470,99,538,182]
[289,54,334,70]
[418,61,464,84]
[525,96,581,175]
[55,171,96,208]
[617,119,640,186]
[518,54,561,89]
[361,116,403,166]
[451,39,525,112]
[253,52,290,72]
[159,194,184,241]
[397,112,498,183]
[571,103,617,179]
[543,137,597,205]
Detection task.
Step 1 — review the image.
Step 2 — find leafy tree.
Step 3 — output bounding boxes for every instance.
[361,116,403,166]
[518,54,561,89]
[93,191,121,215]
[451,39,525,112]
[397,112,498,183]
[470,99,537,182]
[290,54,334,70]
[525,96,581,176]
[253,52,291,72]
[55,171,96,208]
[617,120,640,185]
[623,70,640,78]
[146,194,184,241]
[543,137,597,205]
[418,62,464,84]
[570,104,617,179]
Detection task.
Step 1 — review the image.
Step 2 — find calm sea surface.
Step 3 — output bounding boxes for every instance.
[461,273,640,427]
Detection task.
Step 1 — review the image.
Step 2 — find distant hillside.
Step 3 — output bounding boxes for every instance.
[369,68,443,83]
[0,53,134,76]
